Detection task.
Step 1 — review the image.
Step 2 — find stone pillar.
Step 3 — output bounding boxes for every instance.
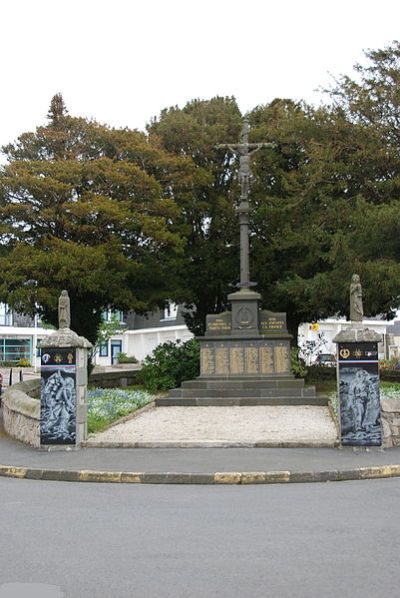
[333,327,382,447]
[38,328,92,448]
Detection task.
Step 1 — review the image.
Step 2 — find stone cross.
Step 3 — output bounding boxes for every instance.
[216,116,273,288]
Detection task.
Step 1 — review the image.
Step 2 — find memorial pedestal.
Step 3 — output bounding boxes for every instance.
[157,292,324,407]
[333,327,382,446]
[38,328,92,448]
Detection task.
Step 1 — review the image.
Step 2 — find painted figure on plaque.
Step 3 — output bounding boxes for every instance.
[58,290,71,329]
[350,274,363,322]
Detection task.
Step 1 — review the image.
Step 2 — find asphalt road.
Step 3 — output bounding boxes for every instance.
[1,477,399,597]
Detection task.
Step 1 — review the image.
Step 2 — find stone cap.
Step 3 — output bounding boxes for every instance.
[333,326,382,344]
[227,288,261,302]
[38,328,92,349]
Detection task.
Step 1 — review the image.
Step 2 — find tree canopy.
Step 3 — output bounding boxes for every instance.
[2,41,400,344]
[0,94,200,342]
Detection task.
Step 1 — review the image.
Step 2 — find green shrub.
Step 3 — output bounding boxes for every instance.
[306,365,336,382]
[17,358,31,367]
[116,352,138,364]
[138,339,200,393]
[291,348,307,378]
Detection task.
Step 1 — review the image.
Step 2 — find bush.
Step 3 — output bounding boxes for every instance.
[138,339,200,393]
[116,352,138,364]
[306,365,337,383]
[17,358,31,367]
[291,348,307,378]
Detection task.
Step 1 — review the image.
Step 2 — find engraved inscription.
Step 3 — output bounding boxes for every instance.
[230,347,244,374]
[274,345,290,373]
[259,346,274,374]
[215,347,229,375]
[201,347,215,375]
[245,346,259,374]
[208,318,231,332]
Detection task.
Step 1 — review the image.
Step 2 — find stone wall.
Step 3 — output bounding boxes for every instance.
[381,398,400,448]
[2,379,41,448]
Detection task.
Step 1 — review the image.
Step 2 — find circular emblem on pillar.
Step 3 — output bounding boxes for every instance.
[236,307,254,329]
[340,348,350,359]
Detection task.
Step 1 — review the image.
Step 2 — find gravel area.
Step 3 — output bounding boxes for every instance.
[89,405,338,446]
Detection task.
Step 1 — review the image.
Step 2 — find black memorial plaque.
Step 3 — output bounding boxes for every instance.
[205,312,232,336]
[338,342,381,446]
[40,347,77,445]
[259,311,287,334]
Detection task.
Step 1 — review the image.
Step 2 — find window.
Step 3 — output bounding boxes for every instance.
[162,302,178,321]
[99,342,108,357]
[0,303,13,326]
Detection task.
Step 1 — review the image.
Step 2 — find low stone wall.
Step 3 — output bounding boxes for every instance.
[2,379,41,448]
[89,369,140,388]
[381,398,400,448]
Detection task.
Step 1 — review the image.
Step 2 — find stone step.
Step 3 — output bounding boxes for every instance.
[168,387,316,399]
[181,378,305,390]
[155,396,329,407]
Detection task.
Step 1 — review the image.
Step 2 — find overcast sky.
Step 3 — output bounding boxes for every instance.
[1,0,399,150]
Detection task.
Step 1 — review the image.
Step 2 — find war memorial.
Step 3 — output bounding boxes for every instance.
[157,118,325,408]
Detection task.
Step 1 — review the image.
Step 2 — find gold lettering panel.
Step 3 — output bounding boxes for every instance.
[245,346,259,374]
[274,345,290,374]
[230,347,244,374]
[201,347,215,375]
[259,346,274,374]
[215,347,229,375]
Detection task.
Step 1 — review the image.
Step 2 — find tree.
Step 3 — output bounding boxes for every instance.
[0,94,198,343]
[148,96,243,334]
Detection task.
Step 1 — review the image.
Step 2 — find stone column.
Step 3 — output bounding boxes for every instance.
[38,328,92,448]
[333,327,382,447]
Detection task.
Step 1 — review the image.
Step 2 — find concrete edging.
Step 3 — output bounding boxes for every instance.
[1,463,400,484]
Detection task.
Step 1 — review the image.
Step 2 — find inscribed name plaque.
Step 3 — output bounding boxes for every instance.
[259,346,274,374]
[215,346,229,375]
[40,347,77,445]
[201,347,215,375]
[245,346,259,374]
[274,345,290,374]
[230,346,245,374]
[337,342,381,446]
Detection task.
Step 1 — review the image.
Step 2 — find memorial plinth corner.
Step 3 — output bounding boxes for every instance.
[38,328,92,448]
[333,325,382,446]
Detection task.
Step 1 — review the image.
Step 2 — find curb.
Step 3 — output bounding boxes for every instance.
[82,440,339,449]
[1,464,400,484]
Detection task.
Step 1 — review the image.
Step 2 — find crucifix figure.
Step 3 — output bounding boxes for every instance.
[216,115,273,288]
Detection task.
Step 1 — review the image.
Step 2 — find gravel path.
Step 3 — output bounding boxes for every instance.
[89,405,338,447]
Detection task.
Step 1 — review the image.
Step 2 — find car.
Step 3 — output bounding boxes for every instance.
[314,353,336,367]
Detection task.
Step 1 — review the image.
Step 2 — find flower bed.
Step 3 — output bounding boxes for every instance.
[87,388,152,433]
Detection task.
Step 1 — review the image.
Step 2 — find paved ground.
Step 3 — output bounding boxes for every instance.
[88,404,338,447]
[1,476,400,597]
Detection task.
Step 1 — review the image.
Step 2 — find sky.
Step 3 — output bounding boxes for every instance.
[1,0,400,150]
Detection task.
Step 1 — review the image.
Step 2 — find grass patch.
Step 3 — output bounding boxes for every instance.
[87,387,152,434]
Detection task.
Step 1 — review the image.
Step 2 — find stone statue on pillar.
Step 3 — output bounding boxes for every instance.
[350,274,363,322]
[58,290,71,329]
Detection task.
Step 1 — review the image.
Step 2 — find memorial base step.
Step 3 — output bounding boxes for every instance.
[155,396,329,407]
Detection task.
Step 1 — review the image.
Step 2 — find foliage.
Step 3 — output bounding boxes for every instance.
[138,339,200,392]
[0,94,192,343]
[290,347,307,378]
[306,365,336,382]
[87,387,151,433]
[379,358,399,370]
[17,358,31,367]
[116,352,138,364]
